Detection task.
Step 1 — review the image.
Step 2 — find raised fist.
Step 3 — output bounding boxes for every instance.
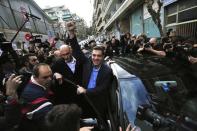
[66,21,76,39]
[66,21,76,32]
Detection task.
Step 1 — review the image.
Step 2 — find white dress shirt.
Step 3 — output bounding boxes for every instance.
[66,57,76,73]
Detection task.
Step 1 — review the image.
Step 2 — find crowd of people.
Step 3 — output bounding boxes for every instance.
[91,30,197,65]
[0,20,196,131]
[0,21,140,131]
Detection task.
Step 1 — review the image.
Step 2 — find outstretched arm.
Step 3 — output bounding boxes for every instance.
[65,21,86,62]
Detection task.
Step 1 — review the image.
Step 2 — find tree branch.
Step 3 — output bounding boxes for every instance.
[146,0,164,36]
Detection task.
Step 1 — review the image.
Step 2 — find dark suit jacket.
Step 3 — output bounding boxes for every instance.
[51,57,83,85]
[81,60,113,118]
[68,36,113,117]
[0,102,21,131]
[82,60,113,96]
[51,52,83,105]
[67,36,113,94]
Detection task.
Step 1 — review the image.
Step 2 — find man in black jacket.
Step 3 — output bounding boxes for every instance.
[78,46,113,118]
[66,22,113,119]
[51,44,83,104]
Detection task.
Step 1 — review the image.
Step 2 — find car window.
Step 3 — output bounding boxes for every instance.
[119,77,150,125]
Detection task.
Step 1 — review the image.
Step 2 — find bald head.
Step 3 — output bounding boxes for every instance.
[59,45,72,62]
[149,38,157,46]
[54,50,60,57]
[60,45,71,51]
[33,63,52,88]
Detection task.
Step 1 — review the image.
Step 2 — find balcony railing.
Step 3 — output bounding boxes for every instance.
[103,0,113,19]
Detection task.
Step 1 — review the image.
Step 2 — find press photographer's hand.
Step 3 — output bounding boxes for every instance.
[6,74,22,97]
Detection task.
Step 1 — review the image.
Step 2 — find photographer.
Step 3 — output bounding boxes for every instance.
[110,36,120,56]
[138,38,166,57]
[0,55,19,96]
[165,37,197,64]
[132,34,148,54]
[0,74,22,131]
[0,34,20,69]
[120,32,131,55]
[44,49,61,66]
[19,53,39,75]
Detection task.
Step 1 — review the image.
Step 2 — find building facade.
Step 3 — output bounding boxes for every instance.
[163,0,197,38]
[93,0,197,40]
[44,5,87,40]
[0,0,56,42]
[44,5,73,38]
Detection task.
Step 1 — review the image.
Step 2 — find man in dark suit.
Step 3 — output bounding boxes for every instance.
[78,46,113,118]
[66,21,113,118]
[51,43,83,104]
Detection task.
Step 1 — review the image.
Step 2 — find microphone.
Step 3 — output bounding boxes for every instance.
[25,13,41,20]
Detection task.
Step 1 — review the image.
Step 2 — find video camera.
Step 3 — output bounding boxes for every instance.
[137,105,173,129]
[136,81,197,131]
[144,42,152,48]
[163,43,173,51]
[31,35,42,44]
[135,39,152,49]
[137,105,197,131]
[164,41,197,63]
[30,35,50,49]
[173,43,194,61]
[0,33,13,52]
